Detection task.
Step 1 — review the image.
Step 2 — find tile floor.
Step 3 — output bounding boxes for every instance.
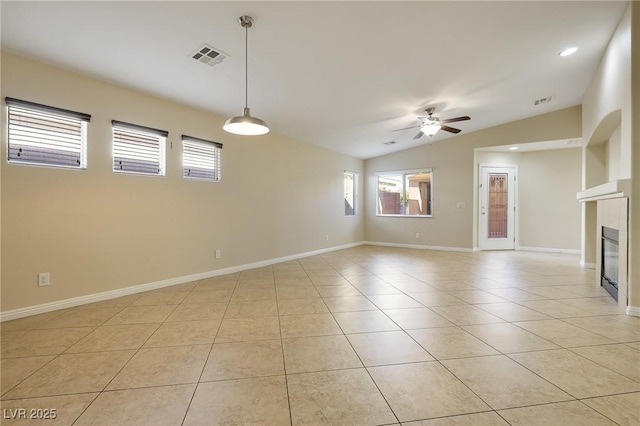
[1,246,639,425]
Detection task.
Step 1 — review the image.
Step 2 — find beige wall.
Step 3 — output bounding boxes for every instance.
[606,125,622,181]
[0,52,364,312]
[364,106,582,249]
[518,149,582,251]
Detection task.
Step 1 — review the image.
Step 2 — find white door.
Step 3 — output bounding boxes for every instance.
[479,166,517,250]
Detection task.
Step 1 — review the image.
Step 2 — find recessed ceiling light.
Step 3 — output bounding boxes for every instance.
[509,146,519,151]
[559,47,578,57]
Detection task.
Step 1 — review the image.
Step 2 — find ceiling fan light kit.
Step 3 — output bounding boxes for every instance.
[223,15,269,136]
[392,107,470,140]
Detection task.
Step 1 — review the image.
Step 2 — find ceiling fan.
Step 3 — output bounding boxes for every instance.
[393,107,471,140]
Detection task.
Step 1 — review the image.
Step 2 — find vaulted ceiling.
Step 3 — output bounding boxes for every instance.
[1,1,628,159]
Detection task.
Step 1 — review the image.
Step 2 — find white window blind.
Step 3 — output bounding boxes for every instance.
[182,135,222,181]
[112,120,167,175]
[6,97,90,169]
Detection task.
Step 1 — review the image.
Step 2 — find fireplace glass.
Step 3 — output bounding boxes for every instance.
[601,226,619,301]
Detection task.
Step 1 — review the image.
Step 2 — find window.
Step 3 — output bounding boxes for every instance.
[112,120,167,175]
[344,171,358,216]
[6,97,90,169]
[182,135,222,181]
[377,169,433,216]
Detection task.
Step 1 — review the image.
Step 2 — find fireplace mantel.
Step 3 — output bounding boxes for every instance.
[576,179,631,203]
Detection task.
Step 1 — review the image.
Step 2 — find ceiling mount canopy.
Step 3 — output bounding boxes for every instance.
[223,15,269,136]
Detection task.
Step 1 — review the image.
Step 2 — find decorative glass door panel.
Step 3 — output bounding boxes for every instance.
[479,166,517,250]
[488,174,508,239]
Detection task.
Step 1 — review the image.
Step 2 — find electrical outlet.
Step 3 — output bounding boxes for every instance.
[38,272,50,287]
[325,235,329,241]
[415,233,421,239]
[457,202,466,209]
[215,250,221,259]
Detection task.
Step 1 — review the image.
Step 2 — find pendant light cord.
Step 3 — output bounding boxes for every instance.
[245,23,249,109]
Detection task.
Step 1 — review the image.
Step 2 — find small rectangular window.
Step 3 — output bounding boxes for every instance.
[344,171,358,216]
[377,169,433,217]
[182,135,222,181]
[112,120,167,176]
[5,97,90,169]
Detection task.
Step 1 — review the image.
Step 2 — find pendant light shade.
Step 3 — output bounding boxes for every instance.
[224,15,269,136]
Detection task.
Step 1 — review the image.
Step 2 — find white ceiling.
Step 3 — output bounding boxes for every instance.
[0,1,628,159]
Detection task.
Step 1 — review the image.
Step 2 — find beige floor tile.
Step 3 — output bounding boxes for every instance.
[152,281,199,292]
[277,298,329,315]
[215,316,281,342]
[367,294,424,309]
[564,315,640,342]
[193,279,237,291]
[383,308,455,329]
[407,327,499,360]
[356,284,404,296]
[1,311,69,333]
[287,368,397,425]
[583,393,640,426]
[75,384,195,426]
[107,344,210,390]
[182,289,233,304]
[442,355,572,410]
[333,310,399,334]
[626,341,640,350]
[369,362,489,422]
[280,313,342,338]
[274,270,309,279]
[315,284,362,297]
[311,276,351,286]
[105,305,175,325]
[462,323,559,353]
[429,305,504,325]
[274,277,314,287]
[424,281,477,291]
[403,412,509,425]
[346,331,433,366]
[446,290,507,304]
[276,286,321,300]
[283,335,362,373]
[239,270,275,280]
[484,288,547,302]
[474,302,552,321]
[66,323,159,353]
[390,280,437,293]
[1,327,95,358]
[409,291,467,307]
[143,319,220,347]
[514,319,616,347]
[184,376,290,426]
[224,300,278,318]
[166,302,227,321]
[561,297,625,315]
[1,355,55,394]
[201,340,284,381]
[35,306,124,329]
[3,350,135,399]
[522,286,583,299]
[519,300,593,318]
[571,344,640,382]
[131,291,189,306]
[509,349,640,398]
[230,287,277,302]
[0,393,98,426]
[561,284,610,297]
[322,295,378,312]
[498,400,617,425]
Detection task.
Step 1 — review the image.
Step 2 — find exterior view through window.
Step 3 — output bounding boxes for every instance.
[377,170,432,216]
[344,171,357,216]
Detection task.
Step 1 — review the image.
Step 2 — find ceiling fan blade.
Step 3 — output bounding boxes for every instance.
[440,125,461,134]
[413,131,425,140]
[392,125,421,132]
[441,116,470,124]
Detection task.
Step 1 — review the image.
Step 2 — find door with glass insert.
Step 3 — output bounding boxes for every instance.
[479,166,517,250]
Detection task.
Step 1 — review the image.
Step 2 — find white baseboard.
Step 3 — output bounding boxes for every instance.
[363,241,473,253]
[626,305,640,317]
[516,246,581,255]
[0,241,365,322]
[580,261,597,269]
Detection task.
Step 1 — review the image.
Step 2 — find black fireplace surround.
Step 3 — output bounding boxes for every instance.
[601,226,619,301]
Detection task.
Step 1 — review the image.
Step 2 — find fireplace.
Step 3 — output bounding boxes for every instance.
[601,226,619,301]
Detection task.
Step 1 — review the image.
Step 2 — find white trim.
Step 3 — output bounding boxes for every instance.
[0,242,364,322]
[626,305,640,317]
[516,246,581,255]
[363,241,473,253]
[580,261,597,269]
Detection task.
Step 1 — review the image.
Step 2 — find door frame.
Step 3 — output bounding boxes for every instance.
[478,164,519,250]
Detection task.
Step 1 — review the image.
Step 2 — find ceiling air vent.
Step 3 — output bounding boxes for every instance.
[533,96,553,106]
[384,140,397,145]
[191,44,228,67]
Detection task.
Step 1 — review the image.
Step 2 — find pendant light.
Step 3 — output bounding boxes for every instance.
[223,15,269,136]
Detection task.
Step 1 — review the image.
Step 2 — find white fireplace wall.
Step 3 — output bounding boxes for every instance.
[596,198,628,309]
